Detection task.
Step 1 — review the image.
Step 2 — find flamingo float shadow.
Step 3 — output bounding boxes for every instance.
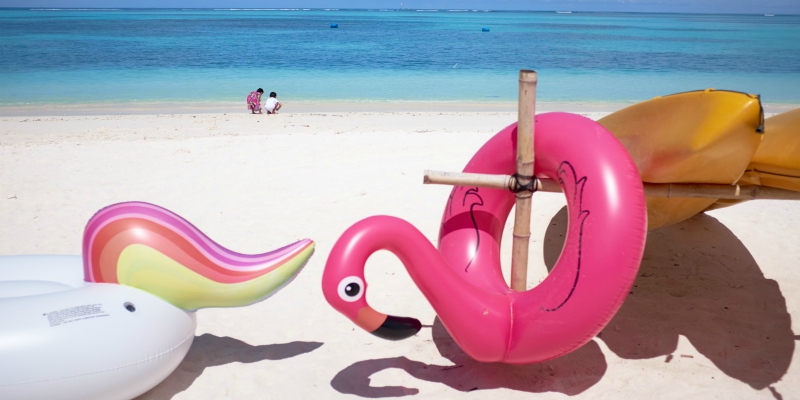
[330,317,607,397]
[545,208,795,391]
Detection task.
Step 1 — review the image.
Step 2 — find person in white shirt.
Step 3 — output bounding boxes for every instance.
[264,92,282,114]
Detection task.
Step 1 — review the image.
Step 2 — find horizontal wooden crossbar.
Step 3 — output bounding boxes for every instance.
[423,170,800,200]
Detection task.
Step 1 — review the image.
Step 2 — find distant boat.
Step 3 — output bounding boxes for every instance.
[764,14,775,16]
[556,11,572,14]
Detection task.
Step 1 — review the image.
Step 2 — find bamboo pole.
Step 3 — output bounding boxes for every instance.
[423,170,800,200]
[511,70,538,292]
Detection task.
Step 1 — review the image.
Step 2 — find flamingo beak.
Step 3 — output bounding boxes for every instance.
[356,306,421,341]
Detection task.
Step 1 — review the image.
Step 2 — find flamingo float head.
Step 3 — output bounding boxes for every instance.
[322,217,422,341]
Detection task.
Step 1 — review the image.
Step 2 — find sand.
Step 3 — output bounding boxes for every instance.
[1,109,798,399]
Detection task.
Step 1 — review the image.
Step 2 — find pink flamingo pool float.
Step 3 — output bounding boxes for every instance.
[323,113,648,364]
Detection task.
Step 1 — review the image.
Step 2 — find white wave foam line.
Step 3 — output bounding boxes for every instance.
[212,8,295,11]
[30,8,120,10]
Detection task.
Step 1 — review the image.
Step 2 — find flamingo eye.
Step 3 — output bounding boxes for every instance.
[337,276,364,302]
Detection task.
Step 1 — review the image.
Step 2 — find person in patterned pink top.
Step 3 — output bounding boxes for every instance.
[247,88,264,114]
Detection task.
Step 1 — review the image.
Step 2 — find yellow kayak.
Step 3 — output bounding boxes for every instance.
[598,89,763,230]
[707,107,800,210]
[746,108,800,191]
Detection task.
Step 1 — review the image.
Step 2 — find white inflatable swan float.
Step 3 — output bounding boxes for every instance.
[0,202,314,400]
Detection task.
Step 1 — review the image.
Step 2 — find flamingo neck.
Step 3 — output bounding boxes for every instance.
[326,216,474,308]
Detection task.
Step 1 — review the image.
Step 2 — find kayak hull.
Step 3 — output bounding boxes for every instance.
[599,89,763,229]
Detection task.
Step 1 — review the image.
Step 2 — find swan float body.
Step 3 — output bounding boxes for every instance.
[0,202,314,400]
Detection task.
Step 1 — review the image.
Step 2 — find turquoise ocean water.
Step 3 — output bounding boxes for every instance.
[1,8,799,106]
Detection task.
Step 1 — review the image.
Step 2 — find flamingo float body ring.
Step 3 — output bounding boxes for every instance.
[323,113,648,364]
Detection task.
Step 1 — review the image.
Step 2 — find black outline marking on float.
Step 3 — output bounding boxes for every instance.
[542,161,590,312]
[442,190,457,233]
[463,187,484,272]
[448,189,456,218]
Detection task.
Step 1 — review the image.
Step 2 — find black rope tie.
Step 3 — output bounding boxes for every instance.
[512,173,539,194]
[756,94,765,134]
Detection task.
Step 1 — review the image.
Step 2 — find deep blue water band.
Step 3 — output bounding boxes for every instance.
[1,8,799,105]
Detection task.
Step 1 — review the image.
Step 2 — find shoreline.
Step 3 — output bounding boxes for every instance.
[2,100,797,117]
[0,100,618,117]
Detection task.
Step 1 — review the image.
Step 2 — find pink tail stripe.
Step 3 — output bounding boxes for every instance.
[84,202,309,267]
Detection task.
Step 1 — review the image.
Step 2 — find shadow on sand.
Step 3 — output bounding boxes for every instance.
[136,334,323,399]
[331,317,607,397]
[543,208,794,390]
[331,208,794,397]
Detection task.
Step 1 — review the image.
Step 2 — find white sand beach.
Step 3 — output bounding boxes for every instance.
[1,110,798,399]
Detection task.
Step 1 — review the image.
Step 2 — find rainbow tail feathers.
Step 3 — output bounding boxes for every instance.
[83,202,314,310]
